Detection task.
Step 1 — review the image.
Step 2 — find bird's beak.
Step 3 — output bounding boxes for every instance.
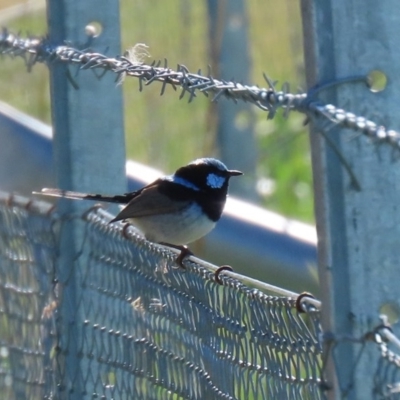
[228,170,243,176]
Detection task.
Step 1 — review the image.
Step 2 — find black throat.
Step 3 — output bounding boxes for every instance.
[194,189,228,222]
[158,179,229,222]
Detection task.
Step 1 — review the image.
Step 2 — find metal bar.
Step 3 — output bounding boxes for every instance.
[301,0,400,398]
[46,1,125,398]
[90,206,306,300]
[0,101,53,196]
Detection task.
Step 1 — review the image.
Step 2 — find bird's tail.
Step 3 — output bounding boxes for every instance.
[33,188,133,204]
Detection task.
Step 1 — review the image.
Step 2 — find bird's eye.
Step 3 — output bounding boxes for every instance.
[206,173,226,189]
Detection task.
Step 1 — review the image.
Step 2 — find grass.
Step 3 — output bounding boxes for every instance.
[0,0,314,222]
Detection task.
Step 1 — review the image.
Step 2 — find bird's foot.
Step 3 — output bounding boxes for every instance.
[176,245,194,268]
[159,243,194,269]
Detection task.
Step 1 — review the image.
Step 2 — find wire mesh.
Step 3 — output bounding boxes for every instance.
[0,192,325,399]
[1,191,400,400]
[0,194,57,399]
[2,193,400,399]
[374,334,400,399]
[1,192,400,399]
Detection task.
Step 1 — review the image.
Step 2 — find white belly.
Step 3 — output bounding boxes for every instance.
[128,203,216,245]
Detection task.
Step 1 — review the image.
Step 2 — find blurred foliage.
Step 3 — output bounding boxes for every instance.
[0,0,314,222]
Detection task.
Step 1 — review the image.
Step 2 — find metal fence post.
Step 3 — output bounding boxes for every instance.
[46,1,125,397]
[207,0,257,200]
[301,0,400,398]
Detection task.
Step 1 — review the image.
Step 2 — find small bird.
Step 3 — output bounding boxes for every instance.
[35,158,242,265]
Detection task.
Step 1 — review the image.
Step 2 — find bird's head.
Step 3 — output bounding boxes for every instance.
[172,158,243,193]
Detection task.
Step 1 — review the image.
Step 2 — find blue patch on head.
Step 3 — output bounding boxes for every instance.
[206,173,226,189]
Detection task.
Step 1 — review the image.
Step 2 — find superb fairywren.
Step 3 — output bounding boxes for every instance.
[35,158,242,265]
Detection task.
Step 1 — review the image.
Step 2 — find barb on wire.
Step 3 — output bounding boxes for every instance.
[1,29,400,153]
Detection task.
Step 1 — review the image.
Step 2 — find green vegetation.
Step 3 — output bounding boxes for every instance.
[0,0,314,222]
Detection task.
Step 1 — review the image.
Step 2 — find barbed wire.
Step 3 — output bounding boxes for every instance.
[1,29,400,153]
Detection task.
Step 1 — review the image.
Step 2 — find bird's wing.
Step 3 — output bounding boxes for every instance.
[111,183,191,222]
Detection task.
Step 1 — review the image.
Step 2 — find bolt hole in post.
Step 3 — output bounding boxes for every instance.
[379,302,400,325]
[85,21,103,38]
[367,70,387,93]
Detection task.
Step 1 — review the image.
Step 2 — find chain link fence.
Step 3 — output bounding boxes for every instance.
[1,192,400,399]
[2,25,400,400]
[0,192,325,399]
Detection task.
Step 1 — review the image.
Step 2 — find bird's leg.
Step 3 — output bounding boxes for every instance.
[159,243,194,268]
[175,246,194,268]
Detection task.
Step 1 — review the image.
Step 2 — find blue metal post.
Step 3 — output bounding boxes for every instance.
[302,0,400,398]
[46,1,125,397]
